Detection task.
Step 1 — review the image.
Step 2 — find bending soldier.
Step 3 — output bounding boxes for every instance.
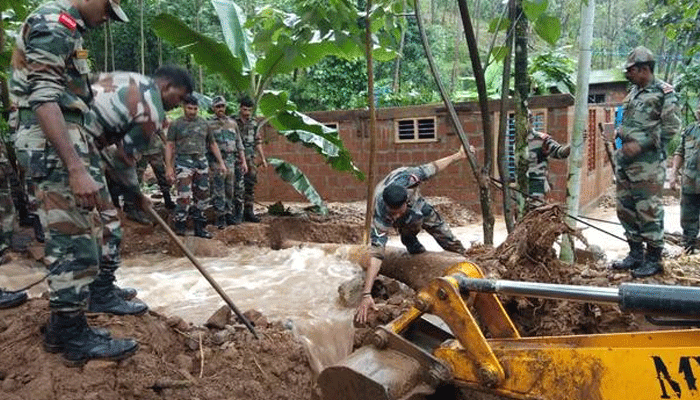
[10,0,139,366]
[355,147,469,324]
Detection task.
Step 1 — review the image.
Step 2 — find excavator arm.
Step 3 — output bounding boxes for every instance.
[319,262,700,400]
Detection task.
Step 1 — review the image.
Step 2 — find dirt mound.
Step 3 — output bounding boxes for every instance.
[0,299,315,400]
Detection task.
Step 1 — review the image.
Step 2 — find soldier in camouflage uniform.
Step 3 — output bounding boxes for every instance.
[10,0,139,365]
[86,67,193,318]
[355,148,468,324]
[166,95,226,238]
[208,96,247,228]
[136,132,174,208]
[235,97,267,223]
[527,115,570,209]
[0,139,29,308]
[669,106,700,253]
[611,46,680,278]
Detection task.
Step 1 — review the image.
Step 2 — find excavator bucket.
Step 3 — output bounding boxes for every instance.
[318,319,454,400]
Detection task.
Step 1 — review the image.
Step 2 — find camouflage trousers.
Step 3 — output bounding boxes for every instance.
[136,151,171,199]
[18,123,122,311]
[173,155,209,223]
[680,192,700,247]
[243,153,257,208]
[395,202,466,255]
[527,178,546,210]
[0,160,15,253]
[209,154,237,217]
[615,161,665,247]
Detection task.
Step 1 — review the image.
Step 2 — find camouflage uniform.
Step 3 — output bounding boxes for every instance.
[615,77,679,248]
[167,116,213,226]
[0,143,15,254]
[527,129,569,208]
[369,163,466,260]
[136,133,171,207]
[674,122,700,248]
[207,114,243,221]
[235,115,260,210]
[11,0,103,312]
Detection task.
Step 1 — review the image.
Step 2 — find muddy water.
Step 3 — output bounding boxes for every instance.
[117,246,359,374]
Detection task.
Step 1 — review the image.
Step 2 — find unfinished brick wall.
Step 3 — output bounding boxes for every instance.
[255,93,614,213]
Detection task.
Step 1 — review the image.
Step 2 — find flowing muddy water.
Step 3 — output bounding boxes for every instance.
[117,245,360,374]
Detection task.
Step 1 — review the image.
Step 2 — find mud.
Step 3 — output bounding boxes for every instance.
[2,197,698,400]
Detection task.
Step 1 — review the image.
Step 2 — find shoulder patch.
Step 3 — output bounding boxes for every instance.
[58,12,77,31]
[661,82,674,94]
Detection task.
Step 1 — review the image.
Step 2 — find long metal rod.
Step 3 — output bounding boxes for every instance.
[454,275,620,305]
[147,206,259,338]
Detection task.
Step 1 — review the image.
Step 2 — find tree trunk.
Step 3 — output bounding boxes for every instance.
[279,241,465,291]
[498,0,516,233]
[392,0,407,93]
[560,0,595,262]
[513,1,529,219]
[456,0,495,245]
[140,0,145,74]
[363,0,378,245]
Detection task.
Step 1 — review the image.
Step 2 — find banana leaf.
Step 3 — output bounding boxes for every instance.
[268,158,328,215]
[152,13,250,93]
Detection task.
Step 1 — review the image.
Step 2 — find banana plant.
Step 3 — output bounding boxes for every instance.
[153,0,403,213]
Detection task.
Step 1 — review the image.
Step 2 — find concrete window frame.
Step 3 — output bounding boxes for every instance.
[394,117,438,143]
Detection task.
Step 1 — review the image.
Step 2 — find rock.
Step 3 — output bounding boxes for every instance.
[166,316,190,332]
[242,309,268,327]
[212,330,230,345]
[205,306,231,330]
[337,273,364,307]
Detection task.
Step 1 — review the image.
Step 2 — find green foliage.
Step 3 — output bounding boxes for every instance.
[528,50,576,95]
[153,0,378,206]
[267,158,328,215]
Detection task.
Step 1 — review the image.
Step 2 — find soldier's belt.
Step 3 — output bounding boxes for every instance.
[18,108,84,126]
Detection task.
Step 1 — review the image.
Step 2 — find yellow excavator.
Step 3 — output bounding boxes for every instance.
[319,261,700,400]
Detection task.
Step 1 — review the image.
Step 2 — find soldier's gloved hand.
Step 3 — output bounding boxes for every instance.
[621,140,642,160]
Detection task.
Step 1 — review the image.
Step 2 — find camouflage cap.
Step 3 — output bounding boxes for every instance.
[108,0,129,23]
[211,95,226,107]
[624,46,654,69]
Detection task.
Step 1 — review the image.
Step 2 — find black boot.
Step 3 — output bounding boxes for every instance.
[163,191,176,210]
[401,235,426,255]
[225,213,237,226]
[232,203,243,224]
[174,220,187,236]
[123,203,151,225]
[0,288,28,309]
[194,220,213,239]
[114,286,137,300]
[243,205,260,223]
[683,237,697,254]
[632,245,664,278]
[43,311,139,367]
[611,241,644,270]
[88,277,148,315]
[27,213,45,243]
[216,215,226,229]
